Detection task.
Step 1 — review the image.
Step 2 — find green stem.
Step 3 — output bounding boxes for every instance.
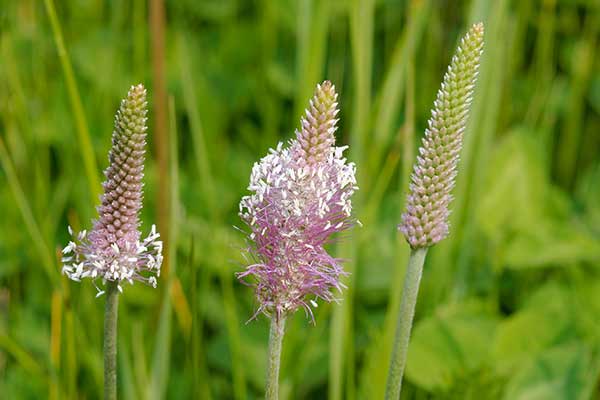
[385,247,428,400]
[265,315,286,400]
[104,282,120,400]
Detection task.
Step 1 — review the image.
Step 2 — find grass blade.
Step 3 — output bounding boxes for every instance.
[330,2,374,399]
[43,0,100,201]
[148,95,180,400]
[294,0,331,122]
[369,0,430,173]
[0,137,57,284]
[150,0,171,281]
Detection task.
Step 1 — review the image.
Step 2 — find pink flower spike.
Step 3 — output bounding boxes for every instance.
[239,81,358,321]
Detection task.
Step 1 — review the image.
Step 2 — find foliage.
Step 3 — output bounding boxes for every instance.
[0,0,599,399]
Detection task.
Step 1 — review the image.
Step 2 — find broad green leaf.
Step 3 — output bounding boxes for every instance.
[477,130,600,269]
[503,220,600,269]
[492,283,576,375]
[477,130,548,239]
[404,301,499,391]
[503,344,599,400]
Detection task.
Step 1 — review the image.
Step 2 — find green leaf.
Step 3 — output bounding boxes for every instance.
[477,130,551,238]
[503,220,600,269]
[503,344,599,400]
[477,130,600,269]
[492,283,576,375]
[404,301,499,391]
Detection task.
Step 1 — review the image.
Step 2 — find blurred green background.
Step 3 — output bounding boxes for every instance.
[1,0,599,399]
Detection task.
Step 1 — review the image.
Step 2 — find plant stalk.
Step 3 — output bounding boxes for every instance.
[266,315,286,400]
[385,247,428,400]
[104,281,120,400]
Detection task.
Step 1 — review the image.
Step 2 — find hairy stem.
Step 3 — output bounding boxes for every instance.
[265,315,286,400]
[104,282,119,400]
[385,247,428,400]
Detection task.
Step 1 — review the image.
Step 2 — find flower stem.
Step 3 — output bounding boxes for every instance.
[104,281,119,400]
[385,247,428,400]
[265,315,286,400]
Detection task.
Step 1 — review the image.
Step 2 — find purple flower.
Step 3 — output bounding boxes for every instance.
[238,81,358,321]
[62,84,163,295]
[399,23,484,248]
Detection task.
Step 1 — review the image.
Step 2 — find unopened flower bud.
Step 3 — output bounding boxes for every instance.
[400,23,484,248]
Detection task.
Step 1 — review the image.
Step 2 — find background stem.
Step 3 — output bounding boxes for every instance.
[104,282,120,400]
[266,315,286,400]
[385,247,428,399]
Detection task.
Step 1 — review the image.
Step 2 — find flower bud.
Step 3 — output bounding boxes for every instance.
[400,23,484,248]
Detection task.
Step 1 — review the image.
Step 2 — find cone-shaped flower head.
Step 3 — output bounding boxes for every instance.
[239,81,358,321]
[62,84,163,294]
[295,81,339,165]
[400,23,484,248]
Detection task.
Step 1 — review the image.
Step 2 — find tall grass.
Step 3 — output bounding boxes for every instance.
[0,1,599,398]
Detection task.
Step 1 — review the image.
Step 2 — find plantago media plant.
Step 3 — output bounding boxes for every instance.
[386,23,485,399]
[61,84,162,400]
[238,81,357,399]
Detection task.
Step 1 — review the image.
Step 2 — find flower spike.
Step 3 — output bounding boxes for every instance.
[61,84,163,293]
[399,23,484,248]
[238,80,358,321]
[387,24,486,400]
